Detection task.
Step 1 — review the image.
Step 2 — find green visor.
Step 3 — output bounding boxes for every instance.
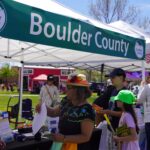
[111,90,136,104]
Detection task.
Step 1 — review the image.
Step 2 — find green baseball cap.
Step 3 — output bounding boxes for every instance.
[112,90,136,104]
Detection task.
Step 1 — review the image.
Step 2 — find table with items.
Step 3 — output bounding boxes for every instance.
[6,137,52,150]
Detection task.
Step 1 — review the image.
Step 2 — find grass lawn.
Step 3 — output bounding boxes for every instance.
[0,91,98,128]
[0,91,98,112]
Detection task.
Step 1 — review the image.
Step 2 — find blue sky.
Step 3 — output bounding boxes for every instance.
[56,0,150,19]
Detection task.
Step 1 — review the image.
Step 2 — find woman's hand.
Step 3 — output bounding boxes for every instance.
[51,133,65,142]
[92,104,103,113]
[0,140,6,150]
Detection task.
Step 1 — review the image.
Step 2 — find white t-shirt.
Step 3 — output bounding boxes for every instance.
[119,112,140,150]
[40,84,60,107]
[138,84,150,123]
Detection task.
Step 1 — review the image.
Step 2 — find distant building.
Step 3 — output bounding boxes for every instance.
[23,65,75,93]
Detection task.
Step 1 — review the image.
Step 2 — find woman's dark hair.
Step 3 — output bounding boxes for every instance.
[123,103,139,133]
[75,86,92,102]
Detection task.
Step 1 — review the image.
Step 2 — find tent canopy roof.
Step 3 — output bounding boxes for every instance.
[110,20,150,58]
[0,38,148,71]
[0,1,148,72]
[110,20,150,43]
[33,74,47,81]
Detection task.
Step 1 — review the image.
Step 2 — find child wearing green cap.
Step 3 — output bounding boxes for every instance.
[112,90,140,150]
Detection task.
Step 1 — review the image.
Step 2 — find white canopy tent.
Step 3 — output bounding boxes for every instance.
[0,0,147,72]
[0,39,147,71]
[0,0,147,117]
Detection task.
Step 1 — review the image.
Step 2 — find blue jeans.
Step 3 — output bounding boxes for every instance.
[145,123,150,150]
[139,126,146,150]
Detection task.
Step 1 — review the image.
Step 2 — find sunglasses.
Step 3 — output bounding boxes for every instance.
[67,85,76,90]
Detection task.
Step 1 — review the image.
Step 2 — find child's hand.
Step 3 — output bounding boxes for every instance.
[99,109,111,115]
[113,135,120,142]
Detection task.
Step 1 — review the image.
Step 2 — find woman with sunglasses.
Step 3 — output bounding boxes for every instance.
[36,73,95,150]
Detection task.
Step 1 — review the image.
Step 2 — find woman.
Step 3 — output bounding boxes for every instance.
[36,73,95,150]
[113,90,140,150]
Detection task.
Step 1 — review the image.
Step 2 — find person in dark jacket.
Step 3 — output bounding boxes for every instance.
[93,68,127,150]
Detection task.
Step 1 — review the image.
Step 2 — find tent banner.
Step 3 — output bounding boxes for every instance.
[0,0,145,60]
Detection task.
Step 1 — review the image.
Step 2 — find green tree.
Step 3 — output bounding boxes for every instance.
[76,69,105,82]
[0,64,18,84]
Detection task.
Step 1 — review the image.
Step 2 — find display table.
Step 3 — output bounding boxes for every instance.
[6,138,52,150]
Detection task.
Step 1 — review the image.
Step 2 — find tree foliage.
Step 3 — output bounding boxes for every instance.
[76,69,105,82]
[0,64,18,84]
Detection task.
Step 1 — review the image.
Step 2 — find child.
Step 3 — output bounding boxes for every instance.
[112,90,140,150]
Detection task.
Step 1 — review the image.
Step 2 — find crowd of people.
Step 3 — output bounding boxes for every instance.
[1,68,149,150]
[35,69,148,150]
[0,83,14,92]
[35,68,149,150]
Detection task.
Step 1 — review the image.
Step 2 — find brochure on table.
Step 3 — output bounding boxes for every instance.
[0,112,14,143]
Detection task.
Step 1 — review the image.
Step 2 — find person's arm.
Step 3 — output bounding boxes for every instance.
[35,86,45,113]
[92,104,104,126]
[137,85,147,104]
[95,113,103,126]
[54,86,61,102]
[113,127,138,142]
[100,109,122,117]
[47,105,60,117]
[39,86,45,102]
[52,119,94,143]
[36,103,60,117]
[35,85,48,113]
[94,108,122,125]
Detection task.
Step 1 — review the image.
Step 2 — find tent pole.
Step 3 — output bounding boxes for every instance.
[7,39,10,57]
[141,60,145,81]
[100,64,104,82]
[89,70,92,81]
[19,62,24,118]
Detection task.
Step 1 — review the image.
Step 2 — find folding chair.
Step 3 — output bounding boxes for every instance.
[7,96,33,129]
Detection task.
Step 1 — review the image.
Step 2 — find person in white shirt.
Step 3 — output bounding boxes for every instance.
[39,74,60,107]
[138,82,150,150]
